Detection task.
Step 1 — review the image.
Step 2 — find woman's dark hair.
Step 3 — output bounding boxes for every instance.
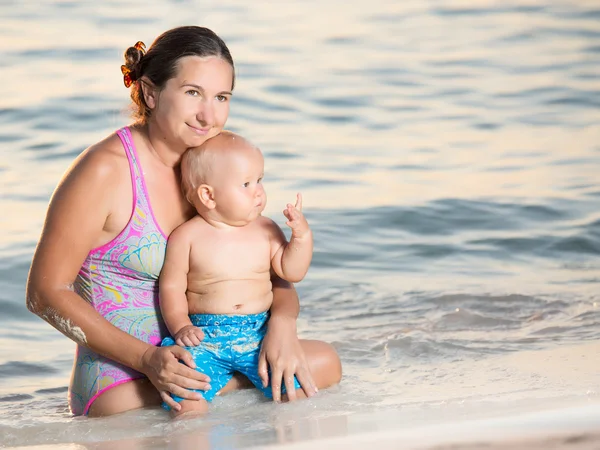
[122,26,235,123]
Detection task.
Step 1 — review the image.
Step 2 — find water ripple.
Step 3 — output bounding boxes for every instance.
[0,361,59,378]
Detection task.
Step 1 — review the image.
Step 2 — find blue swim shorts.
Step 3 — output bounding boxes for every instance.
[160,311,301,407]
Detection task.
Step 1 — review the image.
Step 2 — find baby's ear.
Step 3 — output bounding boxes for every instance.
[198,184,216,209]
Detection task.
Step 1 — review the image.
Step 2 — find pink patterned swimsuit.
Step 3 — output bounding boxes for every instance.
[70,127,168,415]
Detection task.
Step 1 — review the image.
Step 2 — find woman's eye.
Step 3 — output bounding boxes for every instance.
[216,95,228,102]
[186,90,200,97]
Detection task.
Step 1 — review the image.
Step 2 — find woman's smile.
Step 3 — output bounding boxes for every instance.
[187,123,211,135]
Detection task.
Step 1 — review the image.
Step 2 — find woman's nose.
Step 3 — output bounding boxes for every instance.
[197,101,215,126]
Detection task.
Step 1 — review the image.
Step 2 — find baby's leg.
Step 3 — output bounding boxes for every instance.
[162,316,238,418]
[171,398,209,420]
[216,372,253,396]
[166,368,233,419]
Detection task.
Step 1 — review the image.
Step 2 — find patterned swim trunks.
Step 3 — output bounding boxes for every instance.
[160,311,301,407]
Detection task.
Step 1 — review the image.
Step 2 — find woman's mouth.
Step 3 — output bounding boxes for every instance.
[187,124,211,135]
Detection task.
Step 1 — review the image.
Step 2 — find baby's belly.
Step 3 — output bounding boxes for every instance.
[186,279,273,315]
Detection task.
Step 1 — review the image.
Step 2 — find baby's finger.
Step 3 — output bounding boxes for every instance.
[160,391,181,412]
[189,333,201,346]
[287,204,299,218]
[195,329,205,341]
[295,193,302,211]
[175,337,184,347]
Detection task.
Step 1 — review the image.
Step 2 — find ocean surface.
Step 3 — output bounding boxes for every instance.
[1,0,599,448]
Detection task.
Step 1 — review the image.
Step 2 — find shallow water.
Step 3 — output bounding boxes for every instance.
[1,0,599,448]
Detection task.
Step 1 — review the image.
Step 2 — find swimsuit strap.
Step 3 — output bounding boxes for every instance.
[115,127,167,238]
[116,127,147,213]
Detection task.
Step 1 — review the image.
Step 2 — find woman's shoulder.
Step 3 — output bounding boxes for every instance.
[67,129,130,182]
[83,129,128,164]
[45,129,134,226]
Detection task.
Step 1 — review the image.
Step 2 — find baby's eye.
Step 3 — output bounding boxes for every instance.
[257,177,263,184]
[243,182,250,188]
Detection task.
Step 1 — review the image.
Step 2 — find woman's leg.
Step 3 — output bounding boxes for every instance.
[299,339,343,389]
[88,377,211,418]
[87,378,160,417]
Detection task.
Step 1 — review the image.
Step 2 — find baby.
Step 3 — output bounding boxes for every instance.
[159,131,312,417]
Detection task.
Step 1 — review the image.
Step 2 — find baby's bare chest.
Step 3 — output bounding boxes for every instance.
[190,227,272,280]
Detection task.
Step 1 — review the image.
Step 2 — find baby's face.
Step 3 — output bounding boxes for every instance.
[211,145,267,226]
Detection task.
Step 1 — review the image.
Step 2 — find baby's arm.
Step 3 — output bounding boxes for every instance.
[159,227,204,347]
[270,193,313,283]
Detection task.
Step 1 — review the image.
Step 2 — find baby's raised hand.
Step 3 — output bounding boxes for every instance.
[174,325,205,347]
[283,193,310,238]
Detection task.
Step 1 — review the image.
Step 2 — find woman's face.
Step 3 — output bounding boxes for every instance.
[151,55,234,149]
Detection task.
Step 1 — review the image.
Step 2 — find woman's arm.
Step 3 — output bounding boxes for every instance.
[257,274,318,402]
[26,142,207,410]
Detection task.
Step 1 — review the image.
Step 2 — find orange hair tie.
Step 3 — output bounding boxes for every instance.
[121,41,147,88]
[133,41,146,53]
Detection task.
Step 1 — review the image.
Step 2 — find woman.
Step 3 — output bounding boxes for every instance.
[26,26,341,417]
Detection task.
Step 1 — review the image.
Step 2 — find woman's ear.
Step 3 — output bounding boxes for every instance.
[198,184,216,209]
[139,77,158,109]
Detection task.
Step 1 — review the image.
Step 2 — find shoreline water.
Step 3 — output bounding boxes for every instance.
[2,342,598,449]
[263,403,600,450]
[4,400,600,450]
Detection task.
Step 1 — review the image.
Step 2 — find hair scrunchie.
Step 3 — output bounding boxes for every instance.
[121,41,146,88]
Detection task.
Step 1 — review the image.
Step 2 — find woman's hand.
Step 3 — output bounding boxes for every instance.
[257,315,318,402]
[139,345,211,412]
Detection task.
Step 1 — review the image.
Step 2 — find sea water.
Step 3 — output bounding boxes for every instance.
[1,0,599,448]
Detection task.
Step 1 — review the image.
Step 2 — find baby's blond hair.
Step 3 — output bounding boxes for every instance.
[180,131,255,204]
[181,143,216,204]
